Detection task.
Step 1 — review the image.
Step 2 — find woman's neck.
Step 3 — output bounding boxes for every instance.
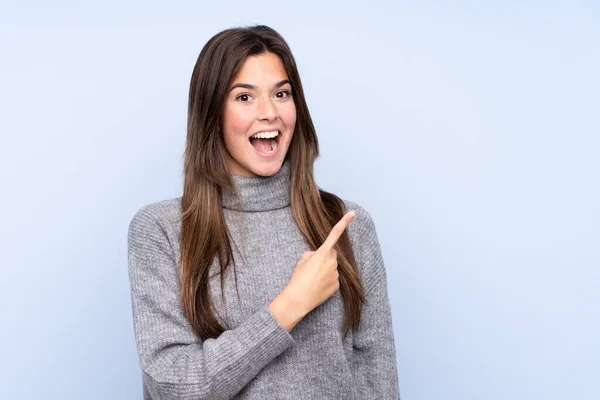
[221,159,292,212]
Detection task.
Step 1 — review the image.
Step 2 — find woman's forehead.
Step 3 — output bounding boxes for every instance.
[230,53,289,89]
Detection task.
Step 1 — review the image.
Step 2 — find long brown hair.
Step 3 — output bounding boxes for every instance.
[180,24,365,340]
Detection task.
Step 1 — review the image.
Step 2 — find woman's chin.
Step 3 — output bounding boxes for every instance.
[246,160,284,177]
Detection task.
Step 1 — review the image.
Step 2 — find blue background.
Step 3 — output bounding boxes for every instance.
[1,1,598,399]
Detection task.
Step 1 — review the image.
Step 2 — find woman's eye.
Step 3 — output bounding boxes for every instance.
[236,93,252,102]
[235,90,291,102]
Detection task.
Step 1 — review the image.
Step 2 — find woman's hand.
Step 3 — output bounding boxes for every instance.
[282,210,356,315]
[269,210,356,332]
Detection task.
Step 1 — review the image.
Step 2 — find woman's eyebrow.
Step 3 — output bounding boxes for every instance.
[229,79,291,92]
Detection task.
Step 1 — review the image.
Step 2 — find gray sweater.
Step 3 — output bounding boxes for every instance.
[127,159,400,399]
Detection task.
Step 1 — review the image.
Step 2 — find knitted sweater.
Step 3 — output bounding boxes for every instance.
[127,159,400,399]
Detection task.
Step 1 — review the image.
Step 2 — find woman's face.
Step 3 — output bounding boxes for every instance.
[222,51,296,177]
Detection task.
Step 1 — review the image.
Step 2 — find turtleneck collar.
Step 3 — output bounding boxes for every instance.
[221,158,292,212]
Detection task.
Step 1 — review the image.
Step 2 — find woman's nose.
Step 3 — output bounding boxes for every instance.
[257,98,278,121]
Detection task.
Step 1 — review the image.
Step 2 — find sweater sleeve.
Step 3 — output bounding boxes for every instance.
[127,205,295,400]
[350,206,401,400]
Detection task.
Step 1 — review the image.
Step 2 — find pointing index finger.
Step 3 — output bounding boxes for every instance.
[319,210,356,252]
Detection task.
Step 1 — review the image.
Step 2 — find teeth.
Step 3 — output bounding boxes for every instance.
[251,130,279,139]
[270,138,278,151]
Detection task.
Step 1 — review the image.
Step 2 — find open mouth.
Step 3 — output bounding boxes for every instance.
[248,131,282,155]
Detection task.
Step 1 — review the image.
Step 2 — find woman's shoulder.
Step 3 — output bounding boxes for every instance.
[339,198,378,238]
[128,196,183,237]
[338,197,387,288]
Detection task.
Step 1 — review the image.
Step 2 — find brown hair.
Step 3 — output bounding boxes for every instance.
[180,24,365,340]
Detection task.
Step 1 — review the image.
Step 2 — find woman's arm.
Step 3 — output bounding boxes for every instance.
[350,205,401,399]
[127,205,296,400]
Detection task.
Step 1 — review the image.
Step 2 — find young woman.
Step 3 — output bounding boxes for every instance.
[127,25,400,399]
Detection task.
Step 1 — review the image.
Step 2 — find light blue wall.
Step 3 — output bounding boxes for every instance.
[1,1,598,399]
